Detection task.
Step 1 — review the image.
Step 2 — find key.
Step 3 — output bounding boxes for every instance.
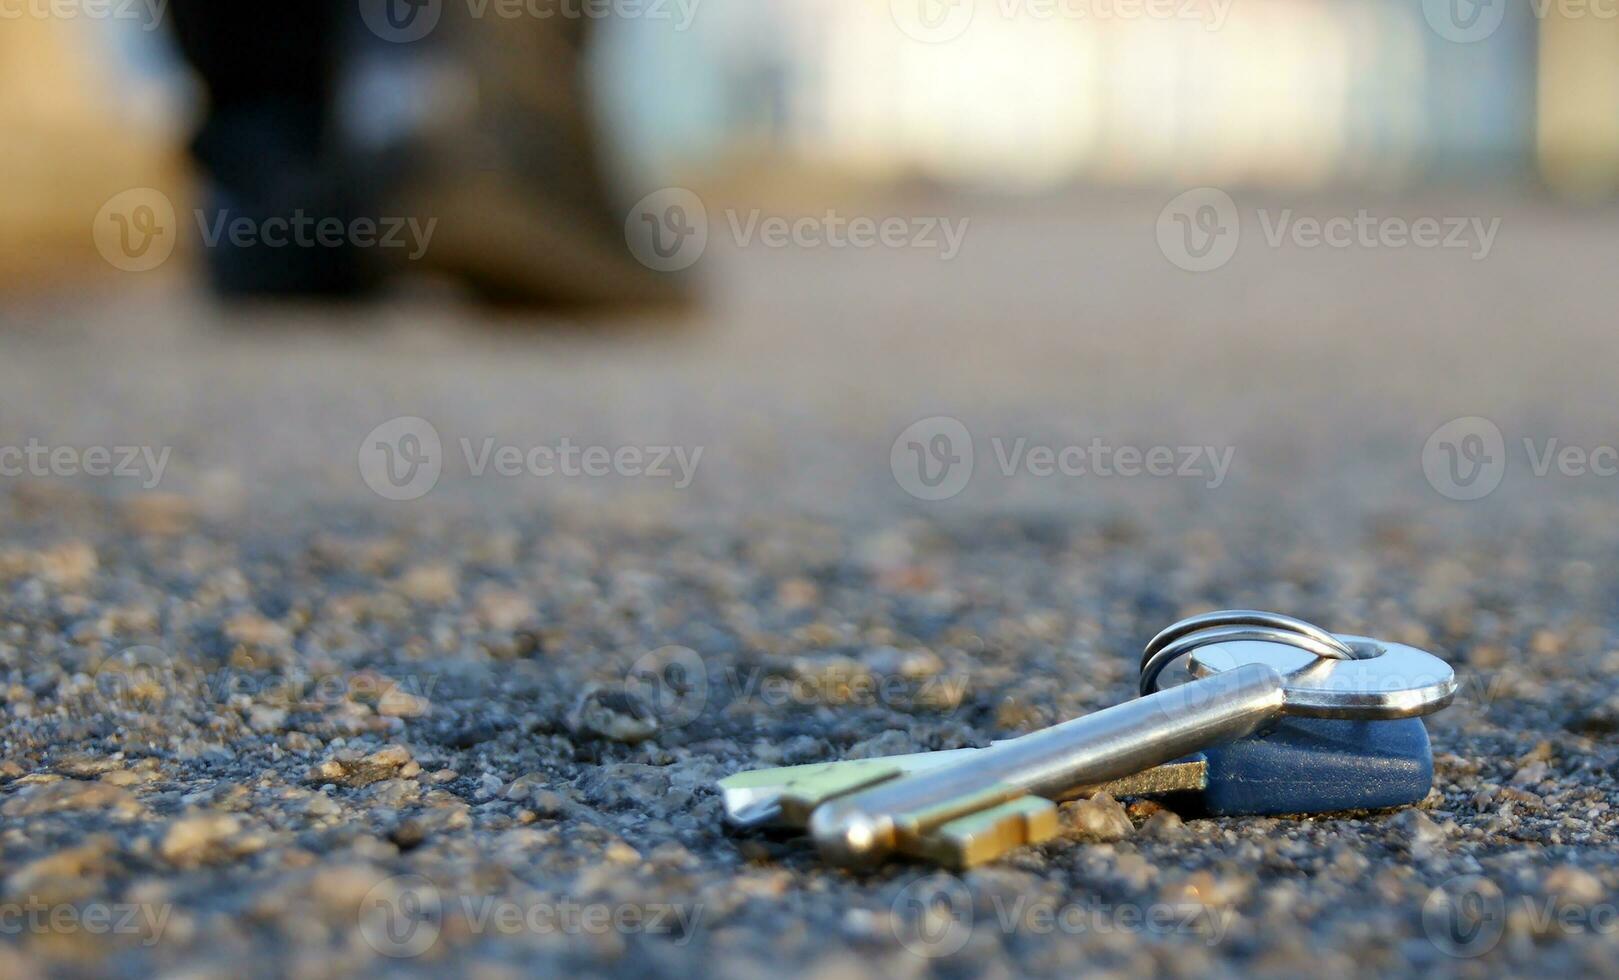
[719,716,1432,832]
[717,611,1456,868]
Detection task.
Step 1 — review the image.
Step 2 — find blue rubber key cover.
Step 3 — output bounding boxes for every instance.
[1178,716,1433,816]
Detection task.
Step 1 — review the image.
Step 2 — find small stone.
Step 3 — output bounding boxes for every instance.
[504,773,549,801]
[35,541,97,588]
[1163,870,1248,907]
[994,698,1050,733]
[248,705,288,732]
[389,819,427,849]
[225,612,291,648]
[7,836,118,894]
[377,688,431,718]
[844,730,917,760]
[476,773,504,799]
[160,813,242,866]
[568,686,658,744]
[1544,866,1604,905]
[1390,808,1446,847]
[396,564,459,603]
[1141,809,1185,839]
[529,790,569,818]
[124,494,196,536]
[475,589,536,631]
[367,745,413,767]
[1510,760,1550,787]
[788,656,873,706]
[1,781,137,817]
[1061,792,1134,841]
[859,646,944,680]
[53,755,122,778]
[775,577,819,609]
[605,841,641,864]
[304,794,341,818]
[305,745,413,788]
[308,865,391,918]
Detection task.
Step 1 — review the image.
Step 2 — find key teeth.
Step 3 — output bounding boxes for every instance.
[776,763,905,826]
[902,796,1059,870]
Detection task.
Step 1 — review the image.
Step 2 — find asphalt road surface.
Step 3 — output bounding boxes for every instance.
[1,190,1617,977]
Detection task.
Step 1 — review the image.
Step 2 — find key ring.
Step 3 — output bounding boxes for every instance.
[1138,610,1358,696]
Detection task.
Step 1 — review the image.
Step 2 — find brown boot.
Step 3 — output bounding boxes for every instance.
[395,13,696,312]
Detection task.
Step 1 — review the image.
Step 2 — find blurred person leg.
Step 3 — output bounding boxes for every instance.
[394,11,694,311]
[169,4,692,310]
[168,2,384,296]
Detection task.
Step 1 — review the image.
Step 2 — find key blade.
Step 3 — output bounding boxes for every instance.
[888,762,1208,868]
[1063,758,1208,801]
[903,795,1059,869]
[718,749,979,825]
[721,751,1208,829]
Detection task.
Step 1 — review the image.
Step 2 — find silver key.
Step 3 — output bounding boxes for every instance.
[808,614,1455,867]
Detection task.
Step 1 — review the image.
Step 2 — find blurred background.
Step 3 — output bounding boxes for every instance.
[5,2,1619,290]
[5,0,1619,519]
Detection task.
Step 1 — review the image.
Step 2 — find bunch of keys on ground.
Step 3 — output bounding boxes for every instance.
[718,611,1456,868]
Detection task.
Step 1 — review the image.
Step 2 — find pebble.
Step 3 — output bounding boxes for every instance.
[1389,809,1447,848]
[568,687,659,744]
[1061,792,1134,841]
[1140,809,1185,839]
[395,563,460,603]
[34,541,97,588]
[306,746,416,788]
[160,814,242,866]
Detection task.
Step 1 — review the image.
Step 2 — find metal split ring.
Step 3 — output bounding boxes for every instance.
[1138,610,1357,697]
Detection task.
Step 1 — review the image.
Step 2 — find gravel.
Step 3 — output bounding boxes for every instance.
[1,191,1617,977]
